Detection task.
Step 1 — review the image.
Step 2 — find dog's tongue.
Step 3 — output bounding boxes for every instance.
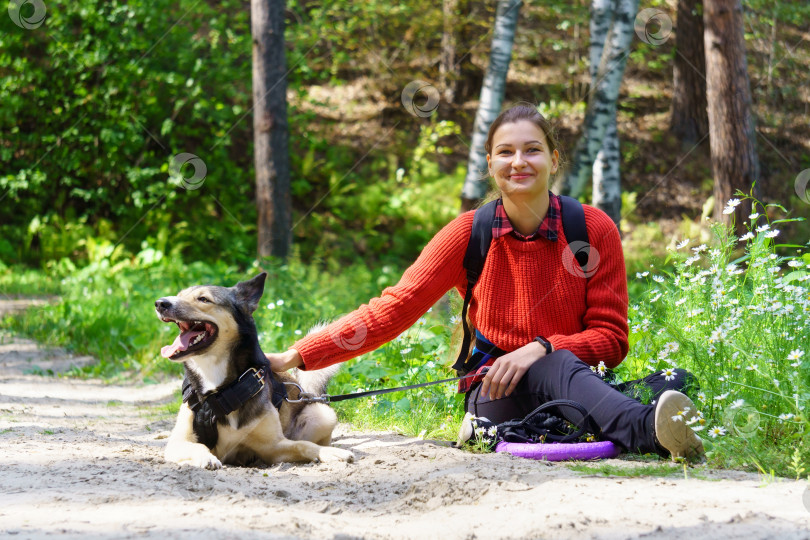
[161,330,205,358]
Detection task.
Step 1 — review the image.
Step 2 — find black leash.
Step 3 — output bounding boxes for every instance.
[284,369,489,404]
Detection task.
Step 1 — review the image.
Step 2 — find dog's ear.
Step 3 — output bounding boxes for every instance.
[233,273,267,314]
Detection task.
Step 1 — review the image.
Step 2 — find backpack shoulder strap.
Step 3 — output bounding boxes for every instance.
[559,195,590,274]
[452,200,497,374]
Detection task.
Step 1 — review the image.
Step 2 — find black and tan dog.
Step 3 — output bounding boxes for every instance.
[155,273,353,469]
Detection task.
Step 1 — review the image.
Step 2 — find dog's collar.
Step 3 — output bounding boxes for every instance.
[183,367,286,418]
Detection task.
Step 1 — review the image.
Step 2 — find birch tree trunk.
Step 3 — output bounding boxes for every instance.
[460,0,522,212]
[671,0,709,145]
[592,115,622,226]
[252,0,292,259]
[703,0,760,229]
[556,0,637,229]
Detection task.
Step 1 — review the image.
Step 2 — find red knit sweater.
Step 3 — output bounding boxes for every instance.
[293,204,629,370]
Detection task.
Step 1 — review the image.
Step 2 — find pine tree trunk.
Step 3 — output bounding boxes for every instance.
[671,0,709,145]
[556,0,637,206]
[252,0,291,259]
[703,0,759,228]
[460,0,522,212]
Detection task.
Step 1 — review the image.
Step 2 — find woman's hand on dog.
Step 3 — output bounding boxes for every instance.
[479,341,550,400]
[266,349,304,372]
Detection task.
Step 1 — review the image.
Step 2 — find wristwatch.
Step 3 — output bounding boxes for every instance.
[534,336,553,355]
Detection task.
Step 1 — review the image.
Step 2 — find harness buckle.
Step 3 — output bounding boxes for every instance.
[239,367,265,389]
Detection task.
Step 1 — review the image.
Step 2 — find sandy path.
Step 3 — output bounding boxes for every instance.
[1,302,809,538]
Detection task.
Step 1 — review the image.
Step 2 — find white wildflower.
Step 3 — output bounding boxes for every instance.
[739,232,754,242]
[729,399,744,410]
[708,426,727,438]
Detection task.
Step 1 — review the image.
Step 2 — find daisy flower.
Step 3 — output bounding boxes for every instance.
[739,232,754,242]
[676,239,690,249]
[708,426,727,438]
[722,198,741,214]
[715,392,729,401]
[787,350,804,361]
[661,367,676,381]
[764,229,780,238]
[671,405,691,422]
[729,399,744,410]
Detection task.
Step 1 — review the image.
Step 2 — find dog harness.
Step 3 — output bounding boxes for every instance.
[182,367,287,449]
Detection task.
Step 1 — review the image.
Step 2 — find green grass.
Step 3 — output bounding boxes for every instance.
[567,463,681,478]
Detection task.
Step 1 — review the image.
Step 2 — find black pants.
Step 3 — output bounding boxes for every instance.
[464,349,697,454]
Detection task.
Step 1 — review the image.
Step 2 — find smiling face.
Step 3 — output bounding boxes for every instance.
[486,119,559,201]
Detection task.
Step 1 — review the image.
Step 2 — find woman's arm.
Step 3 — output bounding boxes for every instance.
[546,206,629,368]
[276,212,473,371]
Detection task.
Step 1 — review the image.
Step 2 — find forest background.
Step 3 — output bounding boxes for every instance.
[1,0,809,475]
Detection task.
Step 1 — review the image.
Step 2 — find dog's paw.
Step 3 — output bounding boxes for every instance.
[185,453,222,470]
[317,446,354,463]
[167,445,223,470]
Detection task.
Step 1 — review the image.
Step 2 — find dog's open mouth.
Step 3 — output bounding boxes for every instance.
[159,319,218,359]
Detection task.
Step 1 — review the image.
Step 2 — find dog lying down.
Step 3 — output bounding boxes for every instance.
[155,273,354,469]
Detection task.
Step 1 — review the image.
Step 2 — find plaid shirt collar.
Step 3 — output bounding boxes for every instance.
[492,192,561,242]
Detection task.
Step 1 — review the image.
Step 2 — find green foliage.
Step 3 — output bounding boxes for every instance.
[619,195,810,476]
[2,246,401,378]
[1,0,462,270]
[2,0,257,266]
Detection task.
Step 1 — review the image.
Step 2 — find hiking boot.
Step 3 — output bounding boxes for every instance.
[654,390,705,461]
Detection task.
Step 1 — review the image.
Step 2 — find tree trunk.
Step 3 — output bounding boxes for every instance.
[592,115,622,228]
[252,0,291,259]
[703,0,760,228]
[440,0,459,105]
[671,0,709,145]
[555,0,637,210]
[460,0,522,212]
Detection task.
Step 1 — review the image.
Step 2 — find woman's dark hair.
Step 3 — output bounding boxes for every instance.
[484,103,559,157]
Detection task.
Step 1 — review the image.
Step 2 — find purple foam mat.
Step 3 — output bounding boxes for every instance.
[495,440,620,461]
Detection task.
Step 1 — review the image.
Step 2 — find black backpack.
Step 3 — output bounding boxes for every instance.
[451,195,591,375]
